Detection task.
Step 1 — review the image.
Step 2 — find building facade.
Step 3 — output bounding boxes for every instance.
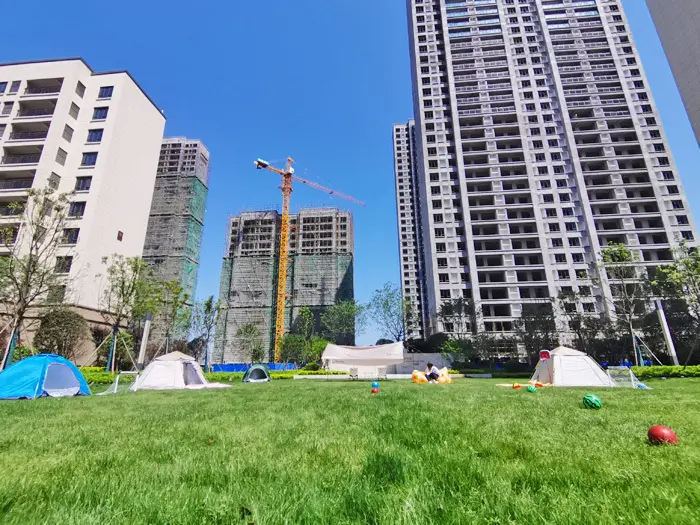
[400,0,698,338]
[0,58,165,322]
[646,0,700,145]
[214,208,354,363]
[143,137,209,306]
[393,120,428,338]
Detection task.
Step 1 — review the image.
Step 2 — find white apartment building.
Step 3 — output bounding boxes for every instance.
[399,0,698,338]
[646,0,700,145]
[393,120,428,338]
[0,58,165,321]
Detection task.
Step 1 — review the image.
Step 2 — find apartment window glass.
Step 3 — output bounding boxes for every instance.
[54,256,73,274]
[62,228,79,245]
[87,129,103,143]
[68,202,86,218]
[75,176,92,192]
[98,86,114,99]
[9,81,20,94]
[62,124,74,142]
[92,107,109,120]
[81,152,98,166]
[56,148,67,166]
[75,81,86,97]
[0,82,6,93]
[69,103,80,119]
[48,172,61,190]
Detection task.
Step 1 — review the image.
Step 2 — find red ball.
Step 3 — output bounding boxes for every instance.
[371,388,379,394]
[648,425,678,445]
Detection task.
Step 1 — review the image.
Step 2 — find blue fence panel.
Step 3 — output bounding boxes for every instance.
[211,363,299,373]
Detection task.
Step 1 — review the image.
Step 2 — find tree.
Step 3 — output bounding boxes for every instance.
[280,334,305,364]
[0,189,74,369]
[99,255,160,371]
[437,297,477,339]
[375,338,393,345]
[291,307,315,341]
[33,307,89,360]
[321,300,366,344]
[655,242,700,323]
[514,301,559,362]
[368,282,406,341]
[599,243,651,365]
[156,280,191,353]
[556,291,603,355]
[236,323,265,363]
[190,296,220,370]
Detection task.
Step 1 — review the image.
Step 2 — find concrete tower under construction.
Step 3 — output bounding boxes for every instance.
[214,208,354,363]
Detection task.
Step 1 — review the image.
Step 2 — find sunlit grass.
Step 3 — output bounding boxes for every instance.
[0,379,698,524]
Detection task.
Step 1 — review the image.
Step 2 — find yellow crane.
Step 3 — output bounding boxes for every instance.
[254,157,365,362]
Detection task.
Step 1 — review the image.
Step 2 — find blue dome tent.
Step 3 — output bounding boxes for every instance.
[0,354,91,400]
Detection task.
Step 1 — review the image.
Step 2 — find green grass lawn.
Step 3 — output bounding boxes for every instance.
[1,379,699,524]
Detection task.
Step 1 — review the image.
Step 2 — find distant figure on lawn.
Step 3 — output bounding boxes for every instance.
[425,362,440,383]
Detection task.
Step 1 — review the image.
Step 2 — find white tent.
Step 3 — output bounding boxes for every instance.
[322,342,404,372]
[531,346,615,387]
[131,351,230,391]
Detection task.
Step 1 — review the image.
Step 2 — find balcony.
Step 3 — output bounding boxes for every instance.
[1,154,40,165]
[0,178,33,191]
[22,78,63,97]
[16,99,56,119]
[7,122,50,143]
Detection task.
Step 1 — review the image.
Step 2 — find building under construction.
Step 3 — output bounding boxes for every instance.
[143,137,210,311]
[213,208,354,363]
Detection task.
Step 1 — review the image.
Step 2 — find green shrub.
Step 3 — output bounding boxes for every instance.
[301,362,320,371]
[81,370,135,385]
[11,345,36,363]
[631,365,700,380]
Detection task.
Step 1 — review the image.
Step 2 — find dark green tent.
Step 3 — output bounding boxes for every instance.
[243,364,271,383]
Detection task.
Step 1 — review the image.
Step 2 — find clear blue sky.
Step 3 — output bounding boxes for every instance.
[2,0,698,344]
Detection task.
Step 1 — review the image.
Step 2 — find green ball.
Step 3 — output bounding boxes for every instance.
[583,393,602,409]
[527,385,537,393]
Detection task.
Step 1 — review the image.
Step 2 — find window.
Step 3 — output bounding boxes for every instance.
[75,81,86,97]
[117,231,124,241]
[68,202,86,218]
[87,129,103,143]
[56,148,67,166]
[555,254,566,263]
[75,176,92,192]
[62,228,80,245]
[9,81,20,94]
[0,82,6,93]
[558,270,570,280]
[62,124,74,142]
[1,102,13,116]
[69,103,80,119]
[572,253,584,263]
[54,256,73,274]
[92,107,109,120]
[48,172,61,190]
[81,152,98,166]
[440,290,451,299]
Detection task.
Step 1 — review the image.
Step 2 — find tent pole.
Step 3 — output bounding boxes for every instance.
[655,299,679,366]
[137,313,152,371]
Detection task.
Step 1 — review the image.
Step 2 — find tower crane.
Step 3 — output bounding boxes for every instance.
[254,157,365,363]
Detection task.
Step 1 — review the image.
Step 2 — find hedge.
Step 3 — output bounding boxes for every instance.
[631,365,700,379]
[81,369,349,385]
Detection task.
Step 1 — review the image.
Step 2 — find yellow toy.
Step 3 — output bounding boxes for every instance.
[412,367,453,384]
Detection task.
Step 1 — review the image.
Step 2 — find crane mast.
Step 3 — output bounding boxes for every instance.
[254,156,364,363]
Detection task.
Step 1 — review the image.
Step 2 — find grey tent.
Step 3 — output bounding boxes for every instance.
[243,364,271,383]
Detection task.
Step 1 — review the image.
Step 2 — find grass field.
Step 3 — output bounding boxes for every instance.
[1,379,699,524]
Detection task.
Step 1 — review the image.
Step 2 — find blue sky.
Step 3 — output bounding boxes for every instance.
[2,0,699,344]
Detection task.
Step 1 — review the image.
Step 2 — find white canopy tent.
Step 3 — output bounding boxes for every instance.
[322,342,404,375]
[531,346,615,387]
[131,351,229,391]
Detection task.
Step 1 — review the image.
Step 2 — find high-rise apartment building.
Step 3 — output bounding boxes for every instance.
[214,208,354,363]
[393,120,428,338]
[143,137,209,307]
[646,0,700,145]
[399,0,698,338]
[0,58,165,324]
